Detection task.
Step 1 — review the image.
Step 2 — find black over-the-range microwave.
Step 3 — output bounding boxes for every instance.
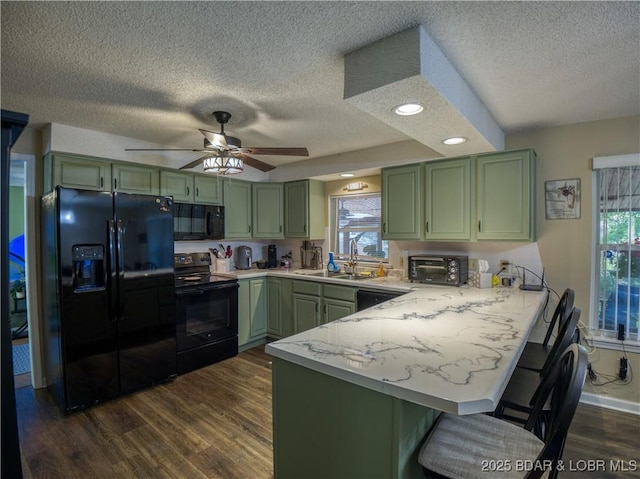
[173,203,224,241]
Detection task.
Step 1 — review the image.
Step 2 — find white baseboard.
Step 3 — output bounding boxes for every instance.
[580,391,640,416]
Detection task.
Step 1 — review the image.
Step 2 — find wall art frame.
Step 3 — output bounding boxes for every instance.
[545,178,581,219]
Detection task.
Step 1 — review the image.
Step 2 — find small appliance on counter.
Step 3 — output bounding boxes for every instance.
[236,245,252,270]
[300,241,323,269]
[409,255,468,286]
[267,244,278,268]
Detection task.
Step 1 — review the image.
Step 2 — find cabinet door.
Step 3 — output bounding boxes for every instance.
[293,293,320,333]
[476,150,535,241]
[194,175,223,205]
[249,278,267,338]
[284,180,308,238]
[323,298,355,324]
[224,180,252,239]
[253,183,284,239]
[382,164,423,240]
[51,154,111,191]
[238,279,251,346]
[424,158,471,240]
[112,164,159,195]
[284,180,324,239]
[267,278,282,337]
[280,278,294,338]
[160,170,193,202]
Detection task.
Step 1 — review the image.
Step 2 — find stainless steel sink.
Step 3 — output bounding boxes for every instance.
[332,273,373,281]
[292,270,327,277]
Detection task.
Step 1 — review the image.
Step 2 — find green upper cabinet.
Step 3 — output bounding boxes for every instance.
[424,158,471,241]
[252,183,284,239]
[476,149,536,241]
[284,180,325,239]
[223,179,253,239]
[47,153,112,192]
[160,171,223,204]
[111,163,159,195]
[160,170,193,202]
[381,163,423,240]
[194,175,223,205]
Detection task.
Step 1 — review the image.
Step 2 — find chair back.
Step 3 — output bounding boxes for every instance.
[541,288,575,348]
[539,306,581,379]
[524,343,587,477]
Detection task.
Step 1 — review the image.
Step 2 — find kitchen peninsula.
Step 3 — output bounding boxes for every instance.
[266,286,548,479]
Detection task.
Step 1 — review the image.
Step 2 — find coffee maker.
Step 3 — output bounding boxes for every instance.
[267,244,278,268]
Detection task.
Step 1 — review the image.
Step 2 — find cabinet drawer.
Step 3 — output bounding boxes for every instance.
[293,280,322,296]
[323,284,356,302]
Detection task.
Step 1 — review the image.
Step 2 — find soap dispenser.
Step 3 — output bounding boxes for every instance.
[327,252,338,272]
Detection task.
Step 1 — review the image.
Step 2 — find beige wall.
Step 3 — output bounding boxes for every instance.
[506,115,640,404]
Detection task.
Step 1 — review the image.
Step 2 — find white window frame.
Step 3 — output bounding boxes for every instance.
[329,192,388,264]
[589,153,640,353]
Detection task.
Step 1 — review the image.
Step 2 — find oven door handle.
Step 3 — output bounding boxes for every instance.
[175,282,239,295]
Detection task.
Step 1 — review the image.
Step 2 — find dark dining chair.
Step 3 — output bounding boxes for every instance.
[517,288,574,373]
[494,307,582,438]
[418,342,587,479]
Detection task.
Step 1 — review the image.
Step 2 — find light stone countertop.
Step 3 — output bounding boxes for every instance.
[265,285,548,415]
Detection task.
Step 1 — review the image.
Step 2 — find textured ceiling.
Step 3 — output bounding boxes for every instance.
[2,1,639,174]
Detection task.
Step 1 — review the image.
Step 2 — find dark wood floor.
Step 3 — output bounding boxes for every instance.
[14,346,639,478]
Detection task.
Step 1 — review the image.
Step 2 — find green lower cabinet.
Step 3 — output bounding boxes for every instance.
[292,281,355,333]
[272,358,440,479]
[293,293,321,333]
[238,278,267,349]
[268,277,294,339]
[323,298,356,324]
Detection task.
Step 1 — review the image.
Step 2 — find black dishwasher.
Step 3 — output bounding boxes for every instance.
[356,289,404,311]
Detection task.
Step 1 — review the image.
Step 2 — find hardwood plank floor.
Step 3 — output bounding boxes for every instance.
[14,346,639,478]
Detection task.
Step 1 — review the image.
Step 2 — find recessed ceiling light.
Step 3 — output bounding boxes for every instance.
[340,173,355,178]
[393,103,424,116]
[442,137,468,145]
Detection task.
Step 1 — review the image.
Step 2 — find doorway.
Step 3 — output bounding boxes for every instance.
[8,158,30,387]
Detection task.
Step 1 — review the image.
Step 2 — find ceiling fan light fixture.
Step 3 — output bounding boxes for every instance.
[442,136,468,145]
[203,153,243,175]
[393,103,424,116]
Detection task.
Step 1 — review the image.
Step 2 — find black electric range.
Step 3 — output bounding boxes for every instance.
[173,252,239,374]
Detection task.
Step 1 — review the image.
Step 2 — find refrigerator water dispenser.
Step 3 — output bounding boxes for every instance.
[73,245,105,291]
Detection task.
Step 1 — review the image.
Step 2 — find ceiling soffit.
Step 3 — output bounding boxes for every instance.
[344,26,504,156]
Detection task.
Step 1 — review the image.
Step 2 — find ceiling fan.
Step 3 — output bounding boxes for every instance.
[125,111,309,173]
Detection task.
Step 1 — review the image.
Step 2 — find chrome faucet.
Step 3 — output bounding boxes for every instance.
[349,239,358,275]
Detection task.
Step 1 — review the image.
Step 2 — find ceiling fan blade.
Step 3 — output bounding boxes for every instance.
[125,148,205,152]
[199,129,228,149]
[237,147,309,156]
[179,156,209,170]
[236,153,276,172]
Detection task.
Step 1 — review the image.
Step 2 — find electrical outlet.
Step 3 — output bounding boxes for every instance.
[499,260,511,274]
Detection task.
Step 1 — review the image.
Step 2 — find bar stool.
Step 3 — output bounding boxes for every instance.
[495,307,582,438]
[418,343,587,479]
[517,288,574,373]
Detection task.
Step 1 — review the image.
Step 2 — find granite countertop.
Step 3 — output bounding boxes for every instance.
[265,286,548,415]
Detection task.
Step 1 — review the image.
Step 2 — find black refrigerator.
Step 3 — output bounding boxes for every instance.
[42,186,176,412]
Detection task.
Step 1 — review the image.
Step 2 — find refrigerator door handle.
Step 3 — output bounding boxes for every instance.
[108,220,118,322]
[116,219,125,322]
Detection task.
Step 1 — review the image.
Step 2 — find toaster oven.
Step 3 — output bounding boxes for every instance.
[409,255,468,286]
